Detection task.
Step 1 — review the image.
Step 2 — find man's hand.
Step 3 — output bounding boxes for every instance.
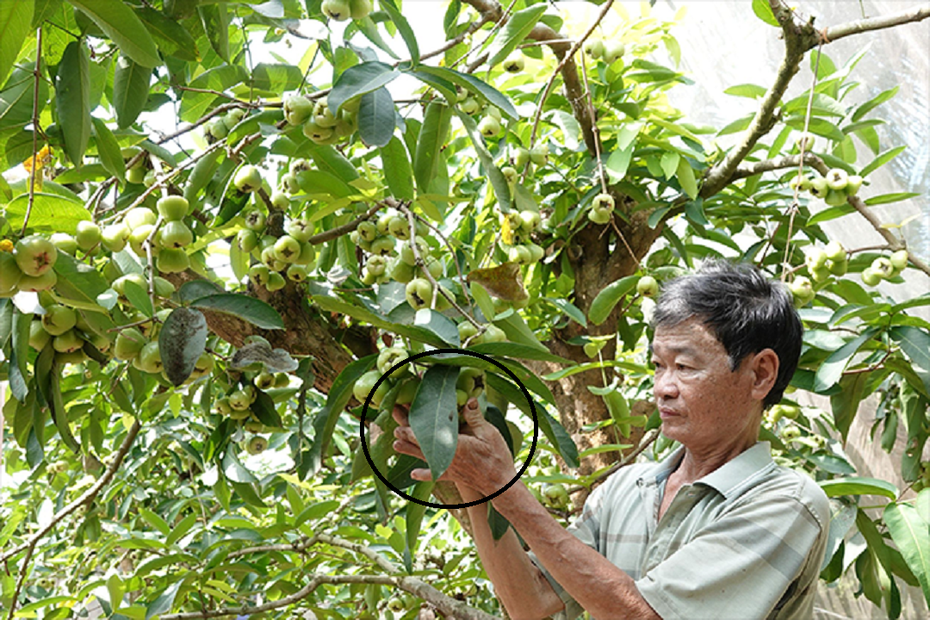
[392,397,518,497]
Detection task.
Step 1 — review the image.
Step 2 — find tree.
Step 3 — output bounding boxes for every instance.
[1,0,928,618]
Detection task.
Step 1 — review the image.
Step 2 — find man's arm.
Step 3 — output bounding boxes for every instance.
[455,483,564,620]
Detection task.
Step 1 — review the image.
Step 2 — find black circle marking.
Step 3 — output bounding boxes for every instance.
[359,347,539,509]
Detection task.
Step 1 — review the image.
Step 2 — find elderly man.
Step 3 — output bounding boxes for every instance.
[392,260,830,619]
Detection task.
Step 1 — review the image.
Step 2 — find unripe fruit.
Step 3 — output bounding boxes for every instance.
[356,221,377,242]
[49,233,78,255]
[365,255,387,276]
[529,144,549,165]
[825,168,849,191]
[587,207,612,225]
[456,368,485,399]
[29,320,52,350]
[273,235,302,263]
[543,483,569,509]
[824,189,847,207]
[377,347,409,376]
[592,193,614,211]
[826,257,848,276]
[406,278,433,310]
[286,263,310,282]
[322,0,351,21]
[124,207,157,230]
[281,172,300,194]
[270,191,290,211]
[52,329,83,353]
[207,117,228,140]
[0,252,23,293]
[284,95,313,126]
[227,389,251,411]
[781,425,801,441]
[302,119,334,143]
[458,321,479,343]
[809,264,831,283]
[871,257,894,279]
[370,236,395,256]
[313,102,337,128]
[808,176,828,198]
[41,304,77,336]
[350,0,373,19]
[502,52,525,73]
[14,235,58,276]
[477,324,507,344]
[388,216,411,240]
[135,341,163,373]
[789,276,814,307]
[112,273,147,297]
[265,271,287,291]
[112,329,144,360]
[845,175,863,196]
[156,196,190,221]
[824,241,846,263]
[519,210,541,232]
[353,370,382,405]
[602,41,625,64]
[18,270,58,292]
[158,220,193,248]
[460,97,480,115]
[508,245,532,265]
[101,223,130,252]
[237,228,259,253]
[583,38,605,59]
[637,275,659,297]
[501,166,518,184]
[247,436,268,455]
[157,248,190,274]
[805,248,828,271]
[889,250,909,271]
[478,116,502,138]
[234,165,262,193]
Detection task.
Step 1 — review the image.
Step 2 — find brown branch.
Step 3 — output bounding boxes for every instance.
[461,0,597,154]
[729,153,823,182]
[819,5,930,48]
[0,419,142,564]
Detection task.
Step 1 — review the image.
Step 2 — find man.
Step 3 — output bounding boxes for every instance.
[392,260,830,619]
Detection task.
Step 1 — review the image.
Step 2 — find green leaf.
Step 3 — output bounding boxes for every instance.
[222,448,257,483]
[860,145,905,178]
[113,55,152,129]
[864,192,920,206]
[884,502,930,606]
[819,477,898,499]
[813,328,878,392]
[198,3,229,62]
[4,193,90,234]
[312,295,447,348]
[409,365,460,481]
[784,116,845,142]
[852,86,899,122]
[8,307,30,402]
[357,86,395,148]
[145,580,182,619]
[139,508,170,536]
[92,117,124,182]
[48,363,80,452]
[379,136,414,201]
[123,279,154,318]
[412,66,518,120]
[251,62,303,92]
[405,481,434,554]
[454,109,511,212]
[165,513,197,547]
[751,0,779,26]
[158,307,207,387]
[66,0,160,68]
[134,5,198,62]
[589,275,638,325]
[413,100,452,197]
[180,65,247,123]
[380,0,419,63]
[723,83,767,98]
[296,169,355,200]
[676,158,699,199]
[541,297,586,328]
[0,0,33,87]
[328,61,400,116]
[486,4,547,68]
[604,144,633,183]
[890,326,930,396]
[56,40,91,165]
[190,293,284,330]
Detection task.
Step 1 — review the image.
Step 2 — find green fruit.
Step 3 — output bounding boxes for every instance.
[17,270,57,292]
[781,425,801,441]
[805,248,828,270]
[519,210,541,232]
[353,370,382,404]
[273,235,302,263]
[405,277,433,310]
[845,175,863,196]
[395,378,419,405]
[234,165,262,193]
[156,248,190,274]
[286,263,309,282]
[871,257,895,279]
[270,191,290,211]
[788,276,814,307]
[826,258,847,276]
[543,483,569,508]
[824,241,846,263]
[513,147,531,168]
[460,97,480,115]
[41,304,77,336]
[56,349,87,365]
[529,144,549,165]
[637,275,659,297]
[508,245,532,265]
[302,119,334,143]
[365,255,387,276]
[50,232,78,254]
[458,321,478,343]
[247,436,268,455]
[296,242,316,265]
[594,191,617,212]
[158,220,193,248]
[207,117,228,140]
[587,207,612,225]
[388,216,411,240]
[156,196,190,221]
[825,168,849,191]
[583,38,605,58]
[356,221,377,242]
[322,0,351,21]
[501,166,518,184]
[824,189,847,207]
[0,252,23,293]
[808,176,828,198]
[313,101,337,128]
[112,273,147,297]
[456,368,485,399]
[227,389,251,411]
[889,250,909,271]
[861,267,881,287]
[134,341,163,373]
[477,324,507,344]
[502,52,525,73]
[377,346,409,376]
[14,235,58,277]
[389,258,416,283]
[237,228,259,253]
[287,219,313,242]
[281,172,300,194]
[284,95,313,126]
[370,236,395,256]
[53,329,83,353]
[349,0,372,19]
[29,320,51,351]
[602,41,625,64]
[249,264,271,288]
[478,116,502,138]
[265,271,286,291]
[254,372,276,390]
[244,209,266,231]
[101,224,130,252]
[124,207,157,230]
[809,264,831,283]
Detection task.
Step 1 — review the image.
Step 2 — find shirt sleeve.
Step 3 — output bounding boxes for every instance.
[635,490,827,620]
[525,479,611,620]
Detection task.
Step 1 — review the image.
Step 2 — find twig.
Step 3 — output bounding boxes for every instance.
[22,27,44,236]
[820,5,930,45]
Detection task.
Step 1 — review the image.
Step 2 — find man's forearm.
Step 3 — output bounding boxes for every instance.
[457,483,564,620]
[491,483,660,620]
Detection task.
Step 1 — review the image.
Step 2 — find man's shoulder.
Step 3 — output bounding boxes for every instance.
[746,462,831,530]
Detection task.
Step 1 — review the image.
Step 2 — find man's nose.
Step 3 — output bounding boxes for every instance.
[653,370,678,400]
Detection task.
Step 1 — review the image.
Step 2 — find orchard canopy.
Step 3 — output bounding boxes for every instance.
[1,1,929,619]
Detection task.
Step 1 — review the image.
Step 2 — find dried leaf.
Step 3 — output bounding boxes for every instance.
[229,340,298,372]
[466,262,528,302]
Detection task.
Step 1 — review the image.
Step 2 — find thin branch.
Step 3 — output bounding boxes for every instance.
[305,202,382,245]
[0,419,142,564]
[819,5,930,47]
[729,153,823,181]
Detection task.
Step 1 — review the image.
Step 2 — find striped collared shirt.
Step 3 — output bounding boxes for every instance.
[527,442,830,619]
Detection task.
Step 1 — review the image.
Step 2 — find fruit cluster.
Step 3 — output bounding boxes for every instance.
[203,108,246,143]
[284,95,359,146]
[582,38,626,64]
[790,168,863,206]
[0,235,60,294]
[587,192,615,225]
[498,210,545,265]
[320,0,372,22]
[861,249,909,287]
[213,365,291,455]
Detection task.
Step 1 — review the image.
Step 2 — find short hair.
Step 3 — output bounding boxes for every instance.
[652,259,802,408]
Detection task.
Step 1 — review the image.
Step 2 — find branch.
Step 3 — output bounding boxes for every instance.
[461,0,597,154]
[0,419,142,564]
[819,5,930,47]
[729,153,822,181]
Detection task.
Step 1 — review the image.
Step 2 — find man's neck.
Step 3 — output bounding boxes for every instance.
[675,434,759,484]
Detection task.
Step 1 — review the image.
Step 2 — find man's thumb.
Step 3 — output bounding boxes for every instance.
[461,397,483,426]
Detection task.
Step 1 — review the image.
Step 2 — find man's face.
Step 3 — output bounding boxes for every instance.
[650,318,763,453]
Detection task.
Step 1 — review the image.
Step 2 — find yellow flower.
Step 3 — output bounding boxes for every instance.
[23,145,53,174]
[0,239,14,253]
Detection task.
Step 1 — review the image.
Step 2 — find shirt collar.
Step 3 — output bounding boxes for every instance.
[695,441,774,499]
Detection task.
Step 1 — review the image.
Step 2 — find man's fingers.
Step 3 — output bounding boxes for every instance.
[461,397,483,427]
[392,404,409,426]
[393,438,425,461]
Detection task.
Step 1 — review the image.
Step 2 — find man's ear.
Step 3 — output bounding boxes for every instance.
[750,348,780,401]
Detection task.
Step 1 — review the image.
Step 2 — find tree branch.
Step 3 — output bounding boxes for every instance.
[0,419,142,564]
[818,5,930,48]
[729,153,823,181]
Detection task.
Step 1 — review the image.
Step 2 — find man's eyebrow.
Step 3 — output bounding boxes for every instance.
[650,343,699,357]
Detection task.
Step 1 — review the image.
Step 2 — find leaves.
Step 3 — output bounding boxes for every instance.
[890,326,930,396]
[379,136,414,201]
[884,501,930,606]
[4,193,90,234]
[113,55,152,129]
[357,86,395,148]
[158,307,207,386]
[413,100,452,197]
[819,477,898,500]
[56,40,90,165]
[861,146,906,178]
[66,0,160,68]
[92,117,124,182]
[0,0,33,87]
[486,4,547,68]
[408,365,460,481]
[813,328,878,392]
[588,276,638,325]
[229,340,298,373]
[189,293,285,330]
[328,61,400,116]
